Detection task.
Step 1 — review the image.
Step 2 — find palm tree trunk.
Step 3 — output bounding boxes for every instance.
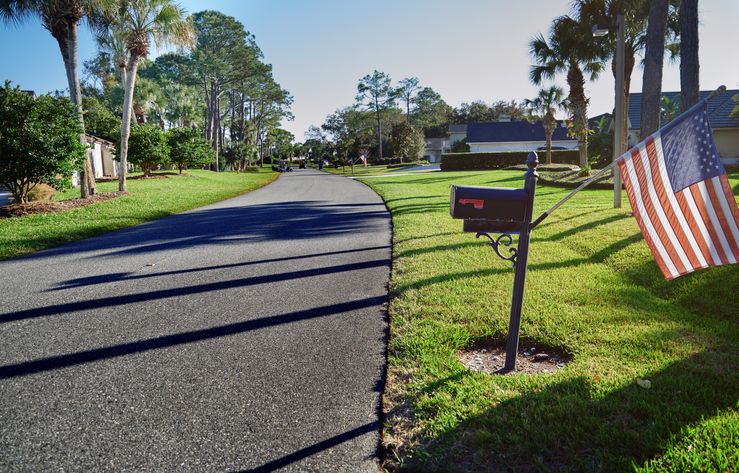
[118,55,140,192]
[544,117,554,165]
[640,0,669,137]
[680,0,700,111]
[567,62,588,167]
[69,22,96,198]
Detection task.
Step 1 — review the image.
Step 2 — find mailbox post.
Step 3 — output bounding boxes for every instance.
[503,152,538,372]
[449,152,539,372]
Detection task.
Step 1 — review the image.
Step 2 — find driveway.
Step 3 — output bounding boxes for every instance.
[0,168,391,471]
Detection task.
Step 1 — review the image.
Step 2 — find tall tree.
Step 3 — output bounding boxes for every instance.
[412,87,453,137]
[356,70,397,160]
[530,15,604,167]
[679,0,699,111]
[640,0,670,136]
[107,0,194,191]
[524,86,566,165]
[191,10,259,169]
[0,0,105,197]
[396,77,420,120]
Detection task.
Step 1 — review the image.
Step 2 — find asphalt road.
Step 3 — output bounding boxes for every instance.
[0,168,391,472]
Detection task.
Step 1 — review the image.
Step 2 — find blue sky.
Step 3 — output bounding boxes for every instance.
[1,0,737,141]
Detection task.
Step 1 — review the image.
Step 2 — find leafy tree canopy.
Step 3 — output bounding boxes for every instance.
[0,83,86,203]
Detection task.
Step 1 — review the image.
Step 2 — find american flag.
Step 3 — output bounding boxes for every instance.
[617,103,739,280]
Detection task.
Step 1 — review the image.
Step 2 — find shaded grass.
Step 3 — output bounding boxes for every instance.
[0,169,277,260]
[361,170,739,472]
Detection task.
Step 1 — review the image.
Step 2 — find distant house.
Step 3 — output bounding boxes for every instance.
[86,134,117,178]
[628,89,739,163]
[423,137,449,163]
[72,135,117,186]
[466,121,578,153]
[447,124,467,147]
[422,125,468,163]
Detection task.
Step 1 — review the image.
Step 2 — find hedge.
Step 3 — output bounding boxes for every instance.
[440,150,580,171]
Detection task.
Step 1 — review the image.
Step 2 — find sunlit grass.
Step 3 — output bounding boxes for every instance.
[0,169,277,260]
[362,170,739,472]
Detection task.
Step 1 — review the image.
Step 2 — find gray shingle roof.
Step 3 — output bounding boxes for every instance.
[628,89,739,130]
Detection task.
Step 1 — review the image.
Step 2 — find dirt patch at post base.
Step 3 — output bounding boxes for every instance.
[458,342,572,374]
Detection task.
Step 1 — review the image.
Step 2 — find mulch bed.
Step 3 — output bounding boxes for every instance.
[0,192,127,218]
[458,341,572,375]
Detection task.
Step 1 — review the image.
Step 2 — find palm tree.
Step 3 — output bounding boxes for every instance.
[530,15,604,167]
[0,0,108,197]
[524,86,566,165]
[639,0,670,137]
[679,0,699,111]
[107,0,194,191]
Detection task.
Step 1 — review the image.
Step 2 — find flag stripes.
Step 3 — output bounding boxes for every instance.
[618,132,739,279]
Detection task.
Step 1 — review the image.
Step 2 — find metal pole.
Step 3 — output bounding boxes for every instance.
[503,152,538,373]
[613,13,625,208]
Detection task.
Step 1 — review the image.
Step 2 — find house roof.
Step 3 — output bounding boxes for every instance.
[628,89,739,130]
[466,121,574,143]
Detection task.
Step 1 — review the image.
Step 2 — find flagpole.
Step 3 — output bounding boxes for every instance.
[530,85,727,229]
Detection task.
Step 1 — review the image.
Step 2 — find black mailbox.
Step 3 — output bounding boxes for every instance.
[450,185,528,233]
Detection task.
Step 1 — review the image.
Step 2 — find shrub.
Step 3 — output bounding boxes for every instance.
[440,150,579,171]
[167,127,214,173]
[0,82,86,203]
[128,123,170,176]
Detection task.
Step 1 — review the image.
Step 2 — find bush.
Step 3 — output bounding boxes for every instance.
[440,150,580,171]
[128,123,170,176]
[167,127,214,173]
[0,82,86,203]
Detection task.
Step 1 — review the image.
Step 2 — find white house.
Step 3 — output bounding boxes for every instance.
[466,121,578,153]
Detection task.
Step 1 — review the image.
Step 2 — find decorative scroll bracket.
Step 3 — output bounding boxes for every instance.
[476,232,518,267]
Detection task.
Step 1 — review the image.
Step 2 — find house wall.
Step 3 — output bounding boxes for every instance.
[101,146,117,177]
[713,128,739,159]
[468,140,578,153]
[88,143,105,179]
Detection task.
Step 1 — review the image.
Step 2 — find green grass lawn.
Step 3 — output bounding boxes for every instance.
[360,170,739,472]
[0,169,277,260]
[321,163,434,176]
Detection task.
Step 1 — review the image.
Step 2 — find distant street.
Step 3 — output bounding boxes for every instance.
[0,168,391,472]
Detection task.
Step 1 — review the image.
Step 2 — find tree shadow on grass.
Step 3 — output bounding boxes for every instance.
[393,232,645,295]
[390,348,738,472]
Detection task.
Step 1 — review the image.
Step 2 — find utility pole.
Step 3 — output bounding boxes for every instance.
[613,13,625,208]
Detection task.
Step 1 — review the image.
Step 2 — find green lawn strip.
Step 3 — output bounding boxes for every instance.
[322,164,432,176]
[0,169,277,260]
[361,170,739,472]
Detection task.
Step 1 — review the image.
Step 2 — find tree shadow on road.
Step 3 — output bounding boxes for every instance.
[12,200,390,261]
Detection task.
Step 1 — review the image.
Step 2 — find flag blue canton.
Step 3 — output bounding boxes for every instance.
[660,105,725,192]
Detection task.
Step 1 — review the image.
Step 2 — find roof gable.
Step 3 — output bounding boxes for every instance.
[466,121,573,143]
[628,89,739,130]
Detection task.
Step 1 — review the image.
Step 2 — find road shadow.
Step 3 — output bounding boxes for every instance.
[48,245,391,292]
[8,200,390,262]
[0,295,386,379]
[2,259,389,324]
